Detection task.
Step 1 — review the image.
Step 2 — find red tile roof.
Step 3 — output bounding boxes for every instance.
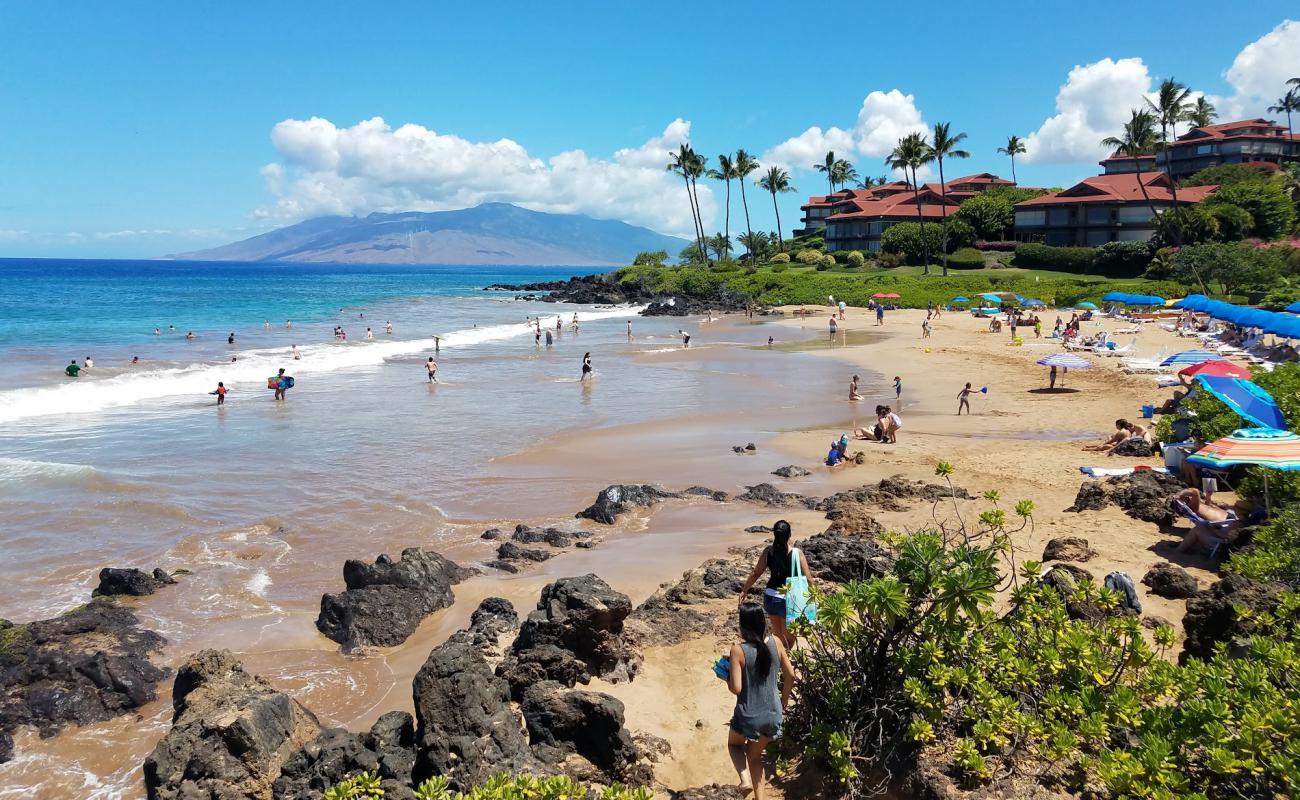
[1015,173,1217,208]
[827,188,961,222]
[1175,118,1291,143]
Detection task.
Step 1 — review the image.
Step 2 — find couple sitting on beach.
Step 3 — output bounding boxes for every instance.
[853,405,901,444]
[1083,418,1151,456]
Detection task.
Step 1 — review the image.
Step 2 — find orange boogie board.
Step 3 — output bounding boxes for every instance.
[266,377,279,389]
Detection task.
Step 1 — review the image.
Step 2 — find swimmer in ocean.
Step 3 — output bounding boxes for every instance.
[292,345,300,360]
[154,327,161,336]
[131,356,139,364]
[83,356,94,370]
[426,357,437,383]
[535,329,541,346]
[227,332,235,345]
[366,327,374,340]
[286,320,292,329]
[386,321,392,335]
[65,360,80,377]
[545,329,553,347]
[274,368,287,401]
[186,331,194,340]
[581,352,592,381]
[263,320,269,329]
[212,382,228,405]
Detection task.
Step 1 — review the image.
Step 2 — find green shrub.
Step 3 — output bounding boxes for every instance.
[947,247,986,270]
[953,192,1015,240]
[1184,163,1280,187]
[1093,240,1154,277]
[1260,284,1300,310]
[1171,242,1283,296]
[1205,203,1255,241]
[770,262,789,273]
[796,248,822,265]
[845,250,866,268]
[1013,242,1096,273]
[769,252,791,264]
[880,222,946,265]
[328,772,653,800]
[784,465,1300,799]
[1204,180,1296,240]
[876,251,905,268]
[1227,507,1300,585]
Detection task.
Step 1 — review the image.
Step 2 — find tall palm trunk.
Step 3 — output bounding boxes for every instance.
[770,189,784,251]
[723,177,732,259]
[910,166,928,276]
[937,156,950,277]
[1010,155,1017,185]
[682,174,706,264]
[689,173,710,265]
[740,181,755,264]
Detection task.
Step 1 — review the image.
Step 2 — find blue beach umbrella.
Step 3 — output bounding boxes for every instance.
[952,295,970,303]
[1076,301,1098,309]
[1037,353,1093,368]
[980,292,1003,303]
[1195,375,1286,429]
[1024,299,1045,307]
[1161,349,1218,366]
[1287,301,1300,314]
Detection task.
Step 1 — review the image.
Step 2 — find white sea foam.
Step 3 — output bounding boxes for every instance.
[0,306,644,424]
[245,569,272,597]
[0,457,95,483]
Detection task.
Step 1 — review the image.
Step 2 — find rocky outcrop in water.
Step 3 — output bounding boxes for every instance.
[144,649,323,800]
[485,272,753,316]
[629,553,756,645]
[576,485,677,524]
[772,465,812,478]
[1066,471,1184,525]
[0,601,168,765]
[316,548,472,653]
[500,575,640,698]
[94,567,177,597]
[736,483,818,509]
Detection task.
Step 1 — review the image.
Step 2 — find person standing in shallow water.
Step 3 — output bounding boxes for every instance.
[720,603,794,800]
[581,352,592,381]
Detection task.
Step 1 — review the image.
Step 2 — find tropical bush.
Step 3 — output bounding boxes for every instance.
[784,464,1300,800]
[953,192,1015,241]
[1260,284,1300,311]
[770,261,790,273]
[325,772,652,800]
[1203,180,1296,240]
[880,221,972,265]
[631,250,668,267]
[1092,240,1154,277]
[845,250,866,268]
[1013,243,1096,273]
[1227,507,1300,586]
[1169,242,1283,296]
[974,240,1018,252]
[768,252,791,264]
[946,247,986,270]
[796,248,823,265]
[1204,203,1255,241]
[1184,163,1280,187]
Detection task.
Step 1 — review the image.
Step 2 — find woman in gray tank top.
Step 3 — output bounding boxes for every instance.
[723,604,795,798]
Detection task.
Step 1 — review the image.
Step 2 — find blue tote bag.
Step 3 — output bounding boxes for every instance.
[784,547,817,624]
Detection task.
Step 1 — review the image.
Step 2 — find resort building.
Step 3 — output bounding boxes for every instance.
[1155,118,1299,181]
[1012,172,1217,246]
[822,185,960,253]
[795,189,855,236]
[799,173,1014,240]
[1100,152,1157,174]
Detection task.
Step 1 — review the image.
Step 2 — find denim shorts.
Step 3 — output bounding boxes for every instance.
[762,590,786,618]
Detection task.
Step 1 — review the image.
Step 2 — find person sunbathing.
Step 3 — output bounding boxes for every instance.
[1156,390,1186,415]
[1171,488,1235,554]
[1083,419,1148,453]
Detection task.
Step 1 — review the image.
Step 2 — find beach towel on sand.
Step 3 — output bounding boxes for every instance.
[1079,466,1136,477]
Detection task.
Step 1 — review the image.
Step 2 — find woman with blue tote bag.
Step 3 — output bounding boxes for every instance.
[738,520,814,648]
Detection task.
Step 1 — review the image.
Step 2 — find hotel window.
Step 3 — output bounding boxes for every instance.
[1085,206,1111,225]
[1046,208,1072,226]
[1015,210,1045,227]
[1196,144,1213,155]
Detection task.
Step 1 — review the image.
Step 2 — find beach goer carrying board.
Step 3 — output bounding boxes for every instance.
[737,520,812,650]
[719,604,794,800]
[581,352,592,381]
[957,382,972,415]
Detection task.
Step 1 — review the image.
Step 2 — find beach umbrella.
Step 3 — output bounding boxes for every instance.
[1076,301,1097,309]
[1187,427,1300,510]
[1037,353,1093,368]
[1103,291,1125,302]
[1287,301,1300,314]
[1024,299,1045,307]
[1173,294,1207,310]
[1194,375,1286,430]
[1160,349,1218,366]
[951,295,970,303]
[980,292,1003,303]
[1178,359,1250,379]
[871,292,900,299]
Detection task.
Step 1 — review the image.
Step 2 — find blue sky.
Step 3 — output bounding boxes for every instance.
[1,2,1298,259]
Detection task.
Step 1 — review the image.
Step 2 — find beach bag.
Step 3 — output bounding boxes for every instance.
[784,548,817,624]
[1104,571,1142,614]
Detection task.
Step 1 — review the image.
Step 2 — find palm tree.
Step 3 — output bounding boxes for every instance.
[707,154,738,255]
[757,166,795,251]
[686,150,710,265]
[997,135,1027,185]
[885,132,936,274]
[706,232,731,262]
[1268,89,1299,137]
[738,230,770,262]
[1103,109,1206,293]
[1146,78,1192,211]
[734,150,760,264]
[1185,96,1216,129]
[814,151,839,194]
[667,145,707,264]
[930,122,971,276]
[831,159,858,192]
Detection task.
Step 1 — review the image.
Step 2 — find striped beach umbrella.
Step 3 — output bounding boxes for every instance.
[1187,427,1300,509]
[1037,353,1093,368]
[1160,349,1218,366]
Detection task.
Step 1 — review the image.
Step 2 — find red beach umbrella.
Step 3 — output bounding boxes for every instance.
[872,292,900,299]
[1178,359,1250,379]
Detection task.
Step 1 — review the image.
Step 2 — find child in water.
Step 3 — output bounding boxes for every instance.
[212,382,228,405]
[893,376,902,400]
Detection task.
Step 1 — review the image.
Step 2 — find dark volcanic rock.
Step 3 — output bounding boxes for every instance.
[575,484,677,524]
[745,525,772,533]
[799,532,892,584]
[629,554,754,645]
[821,500,884,537]
[772,465,812,478]
[0,602,168,764]
[316,548,472,652]
[683,486,730,502]
[144,649,322,800]
[480,528,503,540]
[273,713,417,800]
[412,631,534,787]
[1182,573,1284,662]
[95,566,173,596]
[511,525,575,548]
[1043,537,1097,563]
[671,786,747,800]
[497,542,553,562]
[1111,437,1156,457]
[736,483,818,509]
[486,560,521,574]
[1041,565,1107,622]
[816,476,971,514]
[468,598,520,648]
[1142,562,1198,599]
[1066,471,1184,525]
[502,575,640,697]
[521,682,647,784]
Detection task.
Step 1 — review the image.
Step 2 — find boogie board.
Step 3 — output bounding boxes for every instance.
[283,376,295,389]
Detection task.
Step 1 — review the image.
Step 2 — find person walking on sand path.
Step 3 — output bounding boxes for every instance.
[921,318,931,338]
[581,352,592,381]
[957,382,973,415]
[426,357,437,383]
[737,520,811,650]
[829,316,838,340]
[719,603,794,800]
[875,305,884,326]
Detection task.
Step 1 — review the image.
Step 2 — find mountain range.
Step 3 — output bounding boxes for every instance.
[167,203,688,266]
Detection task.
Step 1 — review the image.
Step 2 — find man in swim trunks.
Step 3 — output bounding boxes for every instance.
[65,360,80,377]
[426,357,437,383]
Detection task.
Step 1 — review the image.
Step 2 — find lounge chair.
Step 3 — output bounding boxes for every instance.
[1169,498,1239,558]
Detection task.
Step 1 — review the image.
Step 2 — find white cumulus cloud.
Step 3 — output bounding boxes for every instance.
[257,117,710,237]
[761,126,856,172]
[1212,20,1300,120]
[1022,57,1153,165]
[763,89,930,170]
